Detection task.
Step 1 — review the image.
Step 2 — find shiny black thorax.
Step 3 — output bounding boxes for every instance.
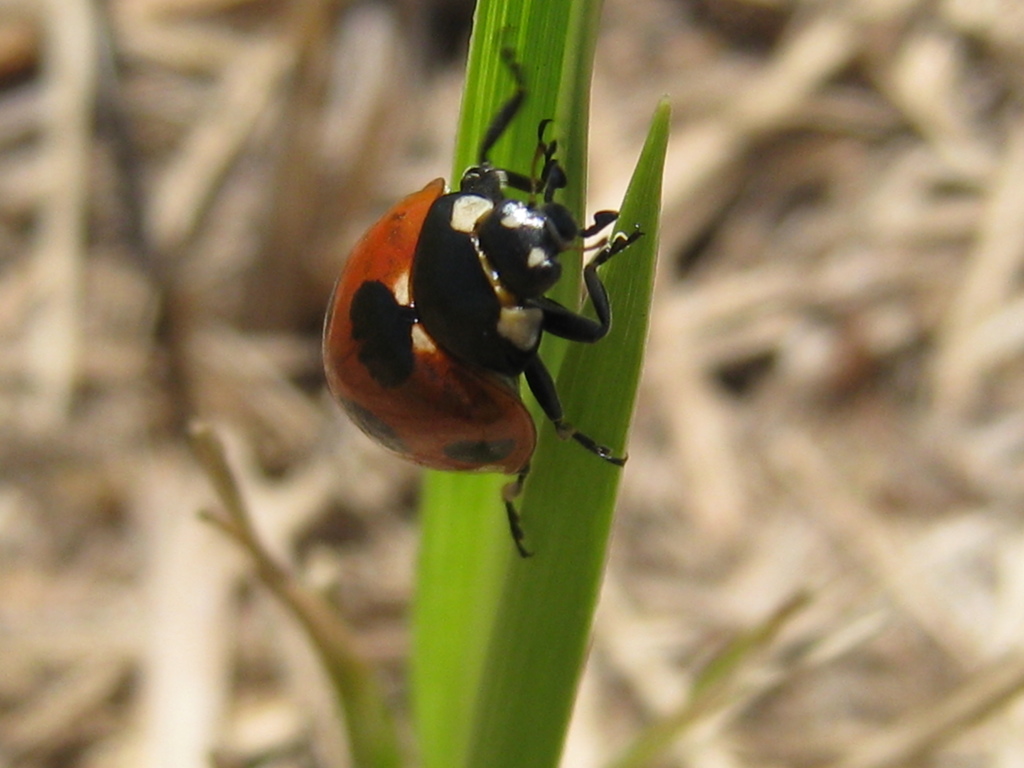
[410,174,578,378]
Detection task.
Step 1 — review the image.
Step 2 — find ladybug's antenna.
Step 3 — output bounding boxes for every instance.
[477,48,526,166]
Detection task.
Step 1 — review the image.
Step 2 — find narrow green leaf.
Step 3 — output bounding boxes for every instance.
[464,99,670,768]
[413,2,583,765]
[412,3,667,768]
[412,472,509,768]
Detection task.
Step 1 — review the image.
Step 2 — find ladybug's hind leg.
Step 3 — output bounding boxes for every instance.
[522,355,626,466]
[502,466,533,558]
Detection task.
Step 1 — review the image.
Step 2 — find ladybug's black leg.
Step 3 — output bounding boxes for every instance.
[502,466,533,558]
[523,355,626,466]
[530,120,568,205]
[541,161,567,204]
[535,241,624,339]
[579,229,644,322]
[535,297,607,342]
[489,118,568,201]
[527,120,551,196]
[497,161,566,201]
[533,230,643,342]
[594,228,644,263]
[581,210,619,239]
[478,49,527,166]
[501,169,539,194]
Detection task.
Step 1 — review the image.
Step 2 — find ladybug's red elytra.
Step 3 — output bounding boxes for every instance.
[323,50,641,556]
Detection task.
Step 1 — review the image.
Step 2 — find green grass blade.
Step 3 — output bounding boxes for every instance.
[412,472,509,768]
[463,99,670,768]
[412,2,582,764]
[412,4,664,768]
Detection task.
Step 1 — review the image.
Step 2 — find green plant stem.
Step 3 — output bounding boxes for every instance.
[412,3,667,768]
[463,99,669,768]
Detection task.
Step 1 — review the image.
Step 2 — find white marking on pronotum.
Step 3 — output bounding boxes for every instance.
[498,306,543,351]
[501,205,532,229]
[450,196,494,234]
[527,247,547,268]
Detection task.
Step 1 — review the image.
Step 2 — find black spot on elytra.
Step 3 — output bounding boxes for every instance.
[350,281,415,388]
[443,438,516,465]
[341,398,407,453]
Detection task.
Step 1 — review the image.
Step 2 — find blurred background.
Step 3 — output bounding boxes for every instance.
[5,0,1024,766]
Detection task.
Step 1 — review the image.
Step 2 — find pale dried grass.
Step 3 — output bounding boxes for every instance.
[3,0,1024,767]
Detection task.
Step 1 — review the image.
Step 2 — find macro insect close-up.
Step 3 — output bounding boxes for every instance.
[7,2,1024,768]
[323,51,640,556]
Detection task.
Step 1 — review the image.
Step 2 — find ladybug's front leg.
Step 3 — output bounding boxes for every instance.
[534,229,644,342]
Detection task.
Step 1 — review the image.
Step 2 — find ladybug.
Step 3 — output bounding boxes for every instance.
[323,50,640,556]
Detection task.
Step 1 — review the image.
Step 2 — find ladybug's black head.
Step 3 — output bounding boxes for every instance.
[460,166,505,202]
[540,202,579,245]
[478,199,580,299]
